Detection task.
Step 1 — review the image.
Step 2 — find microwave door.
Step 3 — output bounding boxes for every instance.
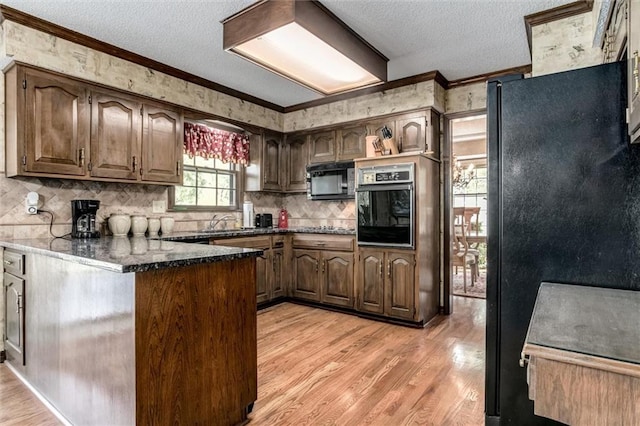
[311,174,342,195]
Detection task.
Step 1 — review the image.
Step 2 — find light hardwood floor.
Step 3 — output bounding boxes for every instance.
[0,296,485,425]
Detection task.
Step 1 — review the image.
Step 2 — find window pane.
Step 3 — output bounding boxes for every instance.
[198,171,217,188]
[218,173,233,189]
[175,186,196,205]
[182,170,197,187]
[217,189,234,206]
[195,156,215,168]
[214,159,232,170]
[197,188,217,206]
[182,154,195,166]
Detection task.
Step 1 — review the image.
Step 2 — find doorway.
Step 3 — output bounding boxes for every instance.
[443,112,487,312]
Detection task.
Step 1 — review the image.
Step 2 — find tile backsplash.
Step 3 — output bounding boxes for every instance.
[0,178,355,239]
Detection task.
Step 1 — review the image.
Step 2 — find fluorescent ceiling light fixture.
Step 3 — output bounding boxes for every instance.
[222,0,388,96]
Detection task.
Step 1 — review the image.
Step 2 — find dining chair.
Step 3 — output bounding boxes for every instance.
[452,222,477,292]
[453,207,481,283]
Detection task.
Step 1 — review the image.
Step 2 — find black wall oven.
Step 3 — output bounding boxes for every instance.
[356,163,415,248]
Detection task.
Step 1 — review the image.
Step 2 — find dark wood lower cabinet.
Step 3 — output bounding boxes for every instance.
[321,251,354,308]
[357,248,416,321]
[357,249,384,314]
[385,251,416,320]
[272,248,285,299]
[255,251,270,304]
[292,249,321,301]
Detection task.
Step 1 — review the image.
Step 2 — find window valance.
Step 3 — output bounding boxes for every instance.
[184,122,250,165]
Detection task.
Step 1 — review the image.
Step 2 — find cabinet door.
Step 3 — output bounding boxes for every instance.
[271,248,285,300]
[256,251,270,304]
[397,115,426,153]
[284,134,308,192]
[4,272,25,365]
[629,0,640,143]
[337,126,366,161]
[309,131,336,164]
[603,0,628,63]
[24,69,89,176]
[292,249,320,301]
[357,249,384,314]
[90,91,141,180]
[321,251,354,308]
[385,251,415,320]
[141,105,182,183]
[263,133,282,190]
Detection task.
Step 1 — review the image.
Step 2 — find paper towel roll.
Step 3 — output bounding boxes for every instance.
[242,201,254,228]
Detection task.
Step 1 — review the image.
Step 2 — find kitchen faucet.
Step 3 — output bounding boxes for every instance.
[209,214,234,230]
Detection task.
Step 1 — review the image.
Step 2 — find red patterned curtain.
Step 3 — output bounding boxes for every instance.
[184,122,250,165]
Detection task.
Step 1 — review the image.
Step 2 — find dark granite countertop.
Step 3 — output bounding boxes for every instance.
[0,237,263,274]
[163,226,356,242]
[525,282,640,365]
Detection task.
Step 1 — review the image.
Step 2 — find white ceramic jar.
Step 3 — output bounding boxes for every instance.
[131,215,148,236]
[147,217,161,237]
[160,216,175,235]
[108,213,131,237]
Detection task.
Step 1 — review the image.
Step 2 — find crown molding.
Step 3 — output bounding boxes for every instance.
[447,64,532,88]
[524,0,594,55]
[284,70,449,113]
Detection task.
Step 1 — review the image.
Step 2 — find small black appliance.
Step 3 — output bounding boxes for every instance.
[254,213,273,228]
[71,199,101,238]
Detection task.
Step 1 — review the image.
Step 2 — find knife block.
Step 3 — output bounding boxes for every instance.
[366,135,382,157]
[383,138,399,155]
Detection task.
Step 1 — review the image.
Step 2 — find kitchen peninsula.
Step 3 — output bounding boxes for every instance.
[1,238,261,425]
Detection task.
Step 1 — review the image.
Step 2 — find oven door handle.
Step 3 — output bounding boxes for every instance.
[356,183,413,192]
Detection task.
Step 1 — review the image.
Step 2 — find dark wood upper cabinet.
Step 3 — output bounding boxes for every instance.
[263,133,282,191]
[284,134,308,192]
[90,91,141,180]
[396,115,426,153]
[22,68,90,176]
[141,105,182,183]
[337,126,366,161]
[309,130,336,164]
[5,63,184,185]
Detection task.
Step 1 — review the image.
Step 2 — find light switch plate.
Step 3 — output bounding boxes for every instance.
[153,200,166,213]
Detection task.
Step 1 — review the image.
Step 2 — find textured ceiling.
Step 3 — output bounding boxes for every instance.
[3,0,576,107]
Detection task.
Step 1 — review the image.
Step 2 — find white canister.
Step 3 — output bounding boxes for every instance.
[131,215,148,236]
[108,213,131,237]
[242,201,254,228]
[147,217,161,237]
[160,216,175,235]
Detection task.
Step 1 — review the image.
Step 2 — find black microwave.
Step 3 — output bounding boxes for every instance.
[306,161,355,200]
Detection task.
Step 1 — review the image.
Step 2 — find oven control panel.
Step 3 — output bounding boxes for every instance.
[358,163,414,185]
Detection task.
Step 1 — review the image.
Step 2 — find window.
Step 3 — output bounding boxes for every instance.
[170,154,240,211]
[453,162,487,234]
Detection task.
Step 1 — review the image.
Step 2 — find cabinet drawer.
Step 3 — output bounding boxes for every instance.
[212,236,271,250]
[3,250,25,276]
[292,234,354,251]
[272,235,285,248]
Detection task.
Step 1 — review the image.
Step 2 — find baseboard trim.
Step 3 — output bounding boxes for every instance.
[4,361,73,426]
[276,297,426,328]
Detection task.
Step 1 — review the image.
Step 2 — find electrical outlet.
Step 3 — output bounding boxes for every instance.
[25,192,39,215]
[153,200,166,213]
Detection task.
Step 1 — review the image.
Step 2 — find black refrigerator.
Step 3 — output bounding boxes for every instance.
[485,61,640,424]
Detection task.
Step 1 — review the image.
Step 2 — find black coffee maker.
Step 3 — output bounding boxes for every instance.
[71,200,101,238]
